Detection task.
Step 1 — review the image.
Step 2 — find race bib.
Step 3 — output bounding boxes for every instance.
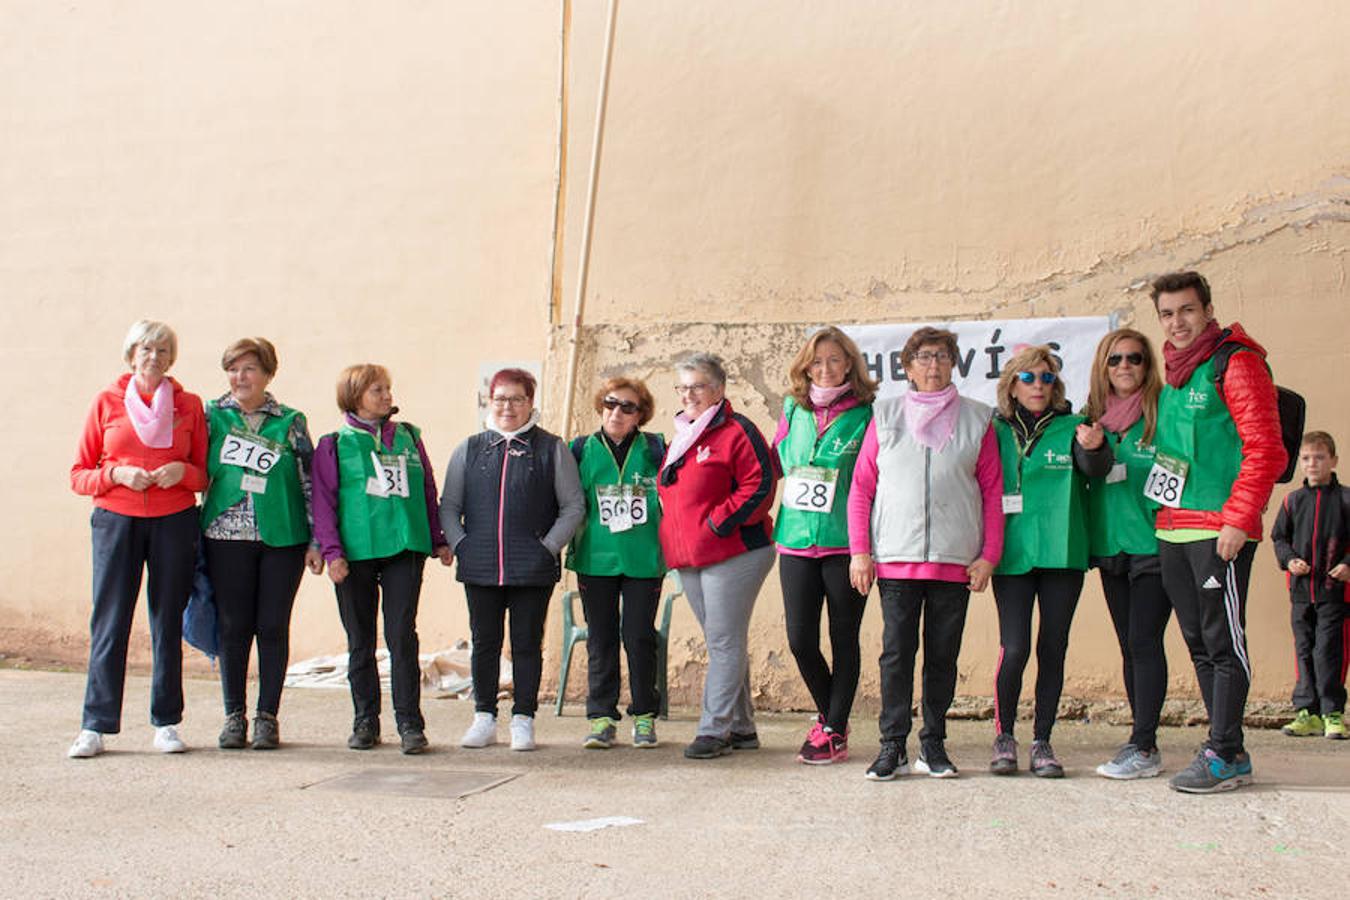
[1001,493,1024,514]
[596,485,648,533]
[1105,462,1128,484]
[366,452,410,498]
[1142,452,1189,508]
[783,466,838,514]
[218,431,280,474]
[240,473,268,494]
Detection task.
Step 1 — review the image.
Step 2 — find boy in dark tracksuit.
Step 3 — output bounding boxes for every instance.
[1271,431,1350,740]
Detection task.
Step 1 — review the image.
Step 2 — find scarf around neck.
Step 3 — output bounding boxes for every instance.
[1098,389,1144,436]
[123,377,174,448]
[808,382,850,408]
[486,408,541,440]
[1163,319,1223,389]
[903,384,961,451]
[663,401,722,471]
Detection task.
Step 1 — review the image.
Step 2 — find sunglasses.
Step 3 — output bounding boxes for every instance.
[1016,371,1057,385]
[602,396,641,415]
[1107,352,1145,368]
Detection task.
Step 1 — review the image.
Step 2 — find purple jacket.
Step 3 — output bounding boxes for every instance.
[313,413,449,561]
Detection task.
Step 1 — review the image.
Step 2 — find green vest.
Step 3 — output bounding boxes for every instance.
[202,402,310,547]
[773,397,871,549]
[566,432,666,578]
[334,423,432,561]
[994,414,1090,575]
[1086,416,1159,557]
[1154,356,1243,513]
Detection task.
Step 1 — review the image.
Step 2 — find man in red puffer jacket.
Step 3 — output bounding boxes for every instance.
[1148,271,1287,794]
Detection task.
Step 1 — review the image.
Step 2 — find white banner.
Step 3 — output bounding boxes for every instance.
[841,316,1112,411]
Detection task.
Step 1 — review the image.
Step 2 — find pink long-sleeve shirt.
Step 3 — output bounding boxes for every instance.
[847,418,1004,582]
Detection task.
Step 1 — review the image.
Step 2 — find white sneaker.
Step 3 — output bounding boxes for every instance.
[460,712,498,748]
[510,714,536,751]
[68,729,104,759]
[153,724,187,753]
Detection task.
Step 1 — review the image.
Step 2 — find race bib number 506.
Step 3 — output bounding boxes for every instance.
[1142,451,1189,508]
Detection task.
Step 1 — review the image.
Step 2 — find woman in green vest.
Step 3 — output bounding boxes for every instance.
[202,338,323,751]
[1081,328,1171,780]
[565,377,667,750]
[771,326,877,765]
[990,345,1113,778]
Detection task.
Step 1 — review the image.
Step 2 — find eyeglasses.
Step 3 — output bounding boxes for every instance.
[602,396,641,415]
[913,351,953,365]
[490,395,530,407]
[1016,371,1057,385]
[675,383,714,396]
[1107,352,1145,368]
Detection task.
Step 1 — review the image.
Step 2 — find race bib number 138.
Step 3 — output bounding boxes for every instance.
[1142,451,1189,508]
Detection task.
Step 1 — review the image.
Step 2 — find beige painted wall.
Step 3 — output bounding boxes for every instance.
[4,2,1348,712]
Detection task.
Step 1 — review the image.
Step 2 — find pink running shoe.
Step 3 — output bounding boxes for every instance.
[799,728,848,765]
[795,716,825,761]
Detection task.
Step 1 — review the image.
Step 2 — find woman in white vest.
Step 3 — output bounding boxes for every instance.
[848,327,1004,780]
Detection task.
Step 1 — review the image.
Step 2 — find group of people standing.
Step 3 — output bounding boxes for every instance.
[68,269,1304,794]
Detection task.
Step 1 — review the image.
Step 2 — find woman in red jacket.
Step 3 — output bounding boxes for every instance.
[68,320,208,758]
[658,353,779,759]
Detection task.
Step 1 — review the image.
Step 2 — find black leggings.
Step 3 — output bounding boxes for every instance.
[1099,561,1171,751]
[204,538,306,717]
[465,584,552,718]
[993,568,1085,741]
[335,551,426,732]
[578,574,662,719]
[779,553,867,733]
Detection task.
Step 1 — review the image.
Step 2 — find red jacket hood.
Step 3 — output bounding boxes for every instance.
[1215,322,1267,359]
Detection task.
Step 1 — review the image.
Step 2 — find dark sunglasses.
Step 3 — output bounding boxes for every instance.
[1016,371,1057,385]
[602,396,641,415]
[1107,352,1145,368]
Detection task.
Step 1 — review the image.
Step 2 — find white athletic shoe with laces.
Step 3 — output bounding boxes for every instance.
[68,729,104,759]
[460,712,498,748]
[510,714,536,751]
[153,724,187,753]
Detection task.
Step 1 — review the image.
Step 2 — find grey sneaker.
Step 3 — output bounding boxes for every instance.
[251,712,280,750]
[399,728,429,755]
[347,717,380,750]
[632,714,658,748]
[1030,740,1064,778]
[1095,744,1161,780]
[729,731,760,750]
[583,717,617,749]
[1169,748,1240,793]
[990,733,1018,775]
[218,712,248,750]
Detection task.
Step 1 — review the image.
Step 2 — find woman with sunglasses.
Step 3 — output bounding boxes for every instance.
[440,368,584,751]
[772,326,877,765]
[990,345,1113,777]
[565,378,667,749]
[1081,329,1170,779]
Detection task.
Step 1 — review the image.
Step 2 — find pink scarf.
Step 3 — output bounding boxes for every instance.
[1098,389,1144,435]
[903,384,960,451]
[808,383,850,408]
[123,377,174,448]
[663,401,722,471]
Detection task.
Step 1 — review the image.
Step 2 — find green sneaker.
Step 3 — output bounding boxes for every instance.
[583,717,617,749]
[1325,711,1347,740]
[1281,709,1323,737]
[633,714,658,749]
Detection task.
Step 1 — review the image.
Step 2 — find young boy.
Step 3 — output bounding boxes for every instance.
[1271,431,1350,739]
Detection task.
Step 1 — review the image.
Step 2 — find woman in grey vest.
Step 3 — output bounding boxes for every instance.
[847,327,1005,780]
[439,368,584,752]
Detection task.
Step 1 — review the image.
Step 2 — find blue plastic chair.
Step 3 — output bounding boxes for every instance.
[555,571,684,719]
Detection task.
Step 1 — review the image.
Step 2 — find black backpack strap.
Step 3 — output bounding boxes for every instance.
[644,431,667,465]
[569,434,587,466]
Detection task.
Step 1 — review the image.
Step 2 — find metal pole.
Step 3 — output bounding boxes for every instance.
[559,0,619,437]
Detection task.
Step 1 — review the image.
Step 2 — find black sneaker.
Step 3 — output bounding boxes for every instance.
[399,728,429,755]
[218,712,248,750]
[914,741,959,778]
[251,712,280,750]
[347,718,380,750]
[684,735,732,759]
[865,740,909,781]
[729,731,760,750]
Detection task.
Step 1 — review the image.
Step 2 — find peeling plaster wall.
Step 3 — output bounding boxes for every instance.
[4,3,1349,712]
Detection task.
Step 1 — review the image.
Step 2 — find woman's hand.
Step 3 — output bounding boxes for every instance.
[305,548,325,575]
[150,461,185,488]
[113,465,154,491]
[849,553,875,596]
[1075,421,1105,451]
[967,558,994,592]
[435,545,454,567]
[328,557,349,584]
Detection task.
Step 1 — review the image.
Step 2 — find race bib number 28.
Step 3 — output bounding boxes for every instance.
[783,466,838,513]
[1142,451,1189,508]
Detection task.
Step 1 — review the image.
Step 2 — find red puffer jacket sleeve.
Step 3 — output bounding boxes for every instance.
[1218,350,1286,538]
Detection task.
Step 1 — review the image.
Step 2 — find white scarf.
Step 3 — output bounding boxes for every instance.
[485,407,541,440]
[662,401,722,471]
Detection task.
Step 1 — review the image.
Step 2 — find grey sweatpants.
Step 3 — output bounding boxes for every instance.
[680,545,776,739]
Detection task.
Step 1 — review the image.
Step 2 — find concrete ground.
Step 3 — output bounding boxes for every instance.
[4,669,1348,899]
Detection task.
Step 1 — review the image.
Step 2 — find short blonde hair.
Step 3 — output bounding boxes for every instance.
[336,363,391,414]
[996,345,1066,418]
[122,320,178,366]
[786,326,878,410]
[221,337,279,376]
[593,377,656,426]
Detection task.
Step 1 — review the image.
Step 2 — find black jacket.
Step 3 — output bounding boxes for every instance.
[1271,474,1350,604]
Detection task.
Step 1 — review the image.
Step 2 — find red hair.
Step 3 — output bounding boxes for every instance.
[489,368,536,401]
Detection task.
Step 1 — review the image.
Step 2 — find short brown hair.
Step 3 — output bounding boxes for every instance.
[1150,271,1211,310]
[1302,431,1337,457]
[786,326,878,410]
[996,345,1066,419]
[336,363,391,414]
[592,377,656,426]
[221,337,279,376]
[900,327,960,371]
